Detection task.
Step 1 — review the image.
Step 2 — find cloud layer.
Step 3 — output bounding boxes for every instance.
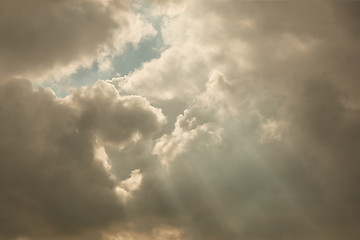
[1,0,360,240]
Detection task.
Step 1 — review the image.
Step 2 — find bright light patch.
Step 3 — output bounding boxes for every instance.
[95,145,112,171]
[260,119,286,143]
[116,169,143,201]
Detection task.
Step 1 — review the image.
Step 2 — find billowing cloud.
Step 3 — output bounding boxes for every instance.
[0,79,165,239]
[2,0,360,240]
[112,0,360,239]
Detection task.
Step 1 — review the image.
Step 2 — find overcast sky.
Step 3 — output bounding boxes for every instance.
[1,0,360,239]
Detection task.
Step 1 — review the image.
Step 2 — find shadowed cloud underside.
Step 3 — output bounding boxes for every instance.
[1,0,360,240]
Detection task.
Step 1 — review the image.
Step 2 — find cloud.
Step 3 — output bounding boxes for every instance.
[0,0,157,81]
[2,0,360,240]
[332,1,360,39]
[0,78,165,239]
[123,76,360,240]
[110,0,360,239]
[115,169,143,201]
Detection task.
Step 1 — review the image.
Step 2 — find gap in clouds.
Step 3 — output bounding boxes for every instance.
[40,37,163,97]
[39,1,167,98]
[2,0,360,240]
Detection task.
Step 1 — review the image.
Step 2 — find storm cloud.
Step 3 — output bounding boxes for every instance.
[0,79,165,239]
[1,0,360,240]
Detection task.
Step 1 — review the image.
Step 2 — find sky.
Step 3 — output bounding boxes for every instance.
[1,0,360,239]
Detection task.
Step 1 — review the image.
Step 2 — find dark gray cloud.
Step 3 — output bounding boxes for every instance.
[333,1,360,38]
[2,0,360,240]
[0,0,128,80]
[0,78,165,240]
